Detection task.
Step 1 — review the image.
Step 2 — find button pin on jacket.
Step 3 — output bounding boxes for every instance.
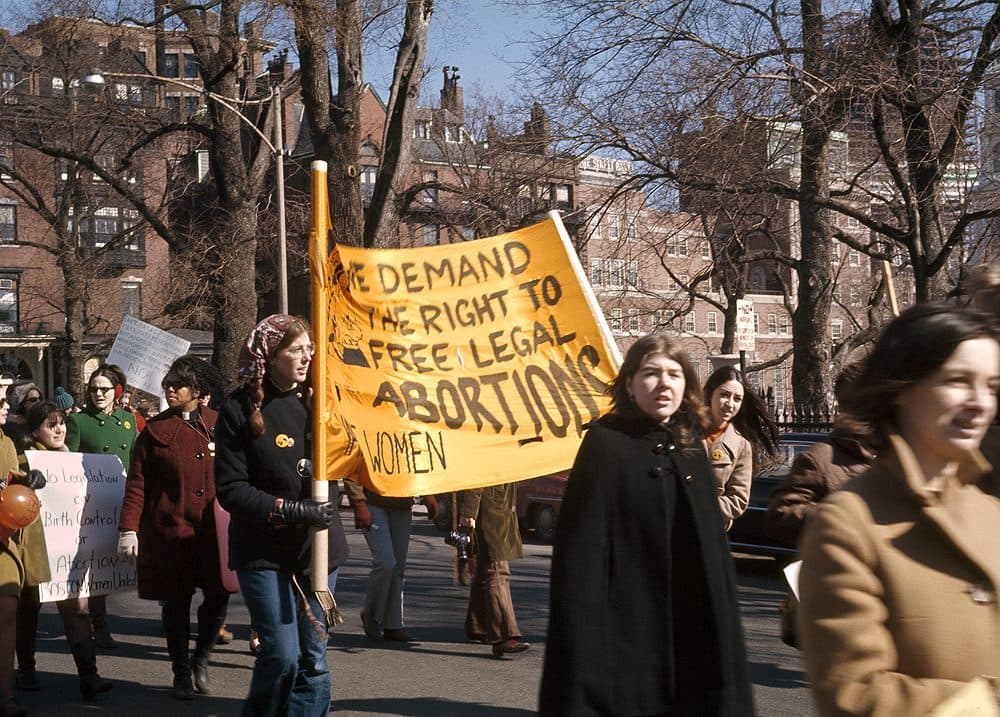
[649,466,663,478]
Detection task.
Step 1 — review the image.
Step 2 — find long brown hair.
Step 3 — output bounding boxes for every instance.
[608,334,709,443]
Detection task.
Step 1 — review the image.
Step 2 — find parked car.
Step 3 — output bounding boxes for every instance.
[430,470,570,543]
[727,431,829,559]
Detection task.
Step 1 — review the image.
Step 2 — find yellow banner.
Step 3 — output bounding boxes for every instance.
[322,215,620,496]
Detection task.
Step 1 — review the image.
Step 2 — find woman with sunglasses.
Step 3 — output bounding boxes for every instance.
[118,355,232,700]
[64,364,138,649]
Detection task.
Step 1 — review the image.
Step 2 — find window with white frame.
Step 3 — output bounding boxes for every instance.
[626,260,638,288]
[628,308,640,332]
[626,213,636,239]
[590,217,602,241]
[554,184,571,209]
[413,120,431,139]
[0,272,18,333]
[445,125,462,143]
[51,77,65,95]
[610,308,623,331]
[767,313,778,335]
[608,213,619,239]
[162,52,180,78]
[753,313,760,333]
[606,259,625,288]
[831,319,843,341]
[684,313,696,333]
[0,205,15,242]
[1,71,15,90]
[653,309,669,331]
[702,241,711,260]
[778,313,789,334]
[422,224,439,246]
[421,170,438,206]
[849,249,861,266]
[707,311,718,333]
[590,257,603,286]
[183,53,199,79]
[773,367,786,406]
[121,279,142,318]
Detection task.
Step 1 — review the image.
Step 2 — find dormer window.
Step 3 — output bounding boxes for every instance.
[445,125,462,143]
[414,120,431,139]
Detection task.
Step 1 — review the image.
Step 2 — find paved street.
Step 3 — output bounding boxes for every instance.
[13,507,816,716]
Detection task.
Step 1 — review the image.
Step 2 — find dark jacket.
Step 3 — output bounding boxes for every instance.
[457,483,522,562]
[763,429,874,548]
[120,407,228,600]
[215,382,348,574]
[538,413,754,717]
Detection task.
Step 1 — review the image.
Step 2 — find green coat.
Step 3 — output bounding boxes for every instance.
[458,483,522,562]
[66,406,138,471]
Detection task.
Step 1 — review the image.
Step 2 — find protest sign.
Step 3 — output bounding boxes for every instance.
[26,450,135,602]
[106,316,191,396]
[320,213,620,497]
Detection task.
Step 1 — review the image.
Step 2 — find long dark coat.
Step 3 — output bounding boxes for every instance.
[120,407,229,600]
[538,413,754,717]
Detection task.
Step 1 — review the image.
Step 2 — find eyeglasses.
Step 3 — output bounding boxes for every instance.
[161,380,187,391]
[89,386,114,394]
[23,395,41,403]
[285,345,315,359]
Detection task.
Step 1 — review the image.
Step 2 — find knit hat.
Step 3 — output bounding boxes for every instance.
[7,382,40,414]
[237,314,299,383]
[54,386,74,412]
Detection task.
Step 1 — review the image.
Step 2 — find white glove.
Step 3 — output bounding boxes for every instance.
[117,530,138,563]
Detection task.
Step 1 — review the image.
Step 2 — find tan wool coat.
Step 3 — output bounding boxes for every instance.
[706,423,753,531]
[798,433,1000,717]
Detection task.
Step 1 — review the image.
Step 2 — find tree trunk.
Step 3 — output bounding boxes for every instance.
[792,0,834,409]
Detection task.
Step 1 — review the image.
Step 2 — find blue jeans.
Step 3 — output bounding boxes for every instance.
[238,568,330,717]
[362,504,412,630]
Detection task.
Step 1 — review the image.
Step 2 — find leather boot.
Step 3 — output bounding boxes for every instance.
[70,639,112,700]
[164,611,194,700]
[91,616,117,649]
[190,608,224,695]
[14,637,39,691]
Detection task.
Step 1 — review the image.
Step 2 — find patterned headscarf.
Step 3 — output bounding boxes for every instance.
[237,314,299,383]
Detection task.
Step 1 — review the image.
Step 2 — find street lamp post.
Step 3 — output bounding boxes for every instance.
[82,70,289,312]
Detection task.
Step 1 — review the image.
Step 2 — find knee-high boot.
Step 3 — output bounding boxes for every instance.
[191,597,227,695]
[163,608,194,700]
[69,639,112,700]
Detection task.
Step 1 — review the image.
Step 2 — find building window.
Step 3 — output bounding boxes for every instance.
[166,95,181,121]
[444,125,461,143]
[0,142,12,178]
[162,53,180,78]
[0,205,15,242]
[607,213,619,239]
[684,313,696,333]
[460,226,475,242]
[773,367,786,407]
[421,170,438,206]
[702,241,711,260]
[422,224,439,246]
[589,217,602,241]
[183,95,200,119]
[0,273,18,334]
[121,280,141,318]
[51,77,65,95]
[413,120,430,139]
[849,283,861,306]
[753,313,760,334]
[778,313,789,334]
[653,309,669,331]
[606,259,625,288]
[554,184,572,210]
[849,249,861,266]
[590,257,603,286]
[626,260,638,288]
[1,71,15,90]
[707,311,718,334]
[360,166,377,203]
[625,213,636,239]
[610,308,623,332]
[183,53,199,78]
[627,308,640,332]
[831,319,843,341]
[667,234,688,257]
[767,313,778,335]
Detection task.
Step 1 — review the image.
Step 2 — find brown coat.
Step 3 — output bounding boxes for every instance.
[706,423,752,530]
[458,483,522,562]
[120,408,229,600]
[798,434,1000,717]
[763,431,874,547]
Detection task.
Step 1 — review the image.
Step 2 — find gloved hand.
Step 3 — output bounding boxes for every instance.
[423,494,439,520]
[8,469,46,490]
[118,531,138,562]
[353,500,372,530]
[278,499,335,529]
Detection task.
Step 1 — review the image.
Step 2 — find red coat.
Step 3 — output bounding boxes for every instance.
[121,407,230,600]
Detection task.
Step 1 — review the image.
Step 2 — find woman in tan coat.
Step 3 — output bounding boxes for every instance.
[798,304,1000,716]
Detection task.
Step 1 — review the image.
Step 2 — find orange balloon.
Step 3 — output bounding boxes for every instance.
[0,484,41,529]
